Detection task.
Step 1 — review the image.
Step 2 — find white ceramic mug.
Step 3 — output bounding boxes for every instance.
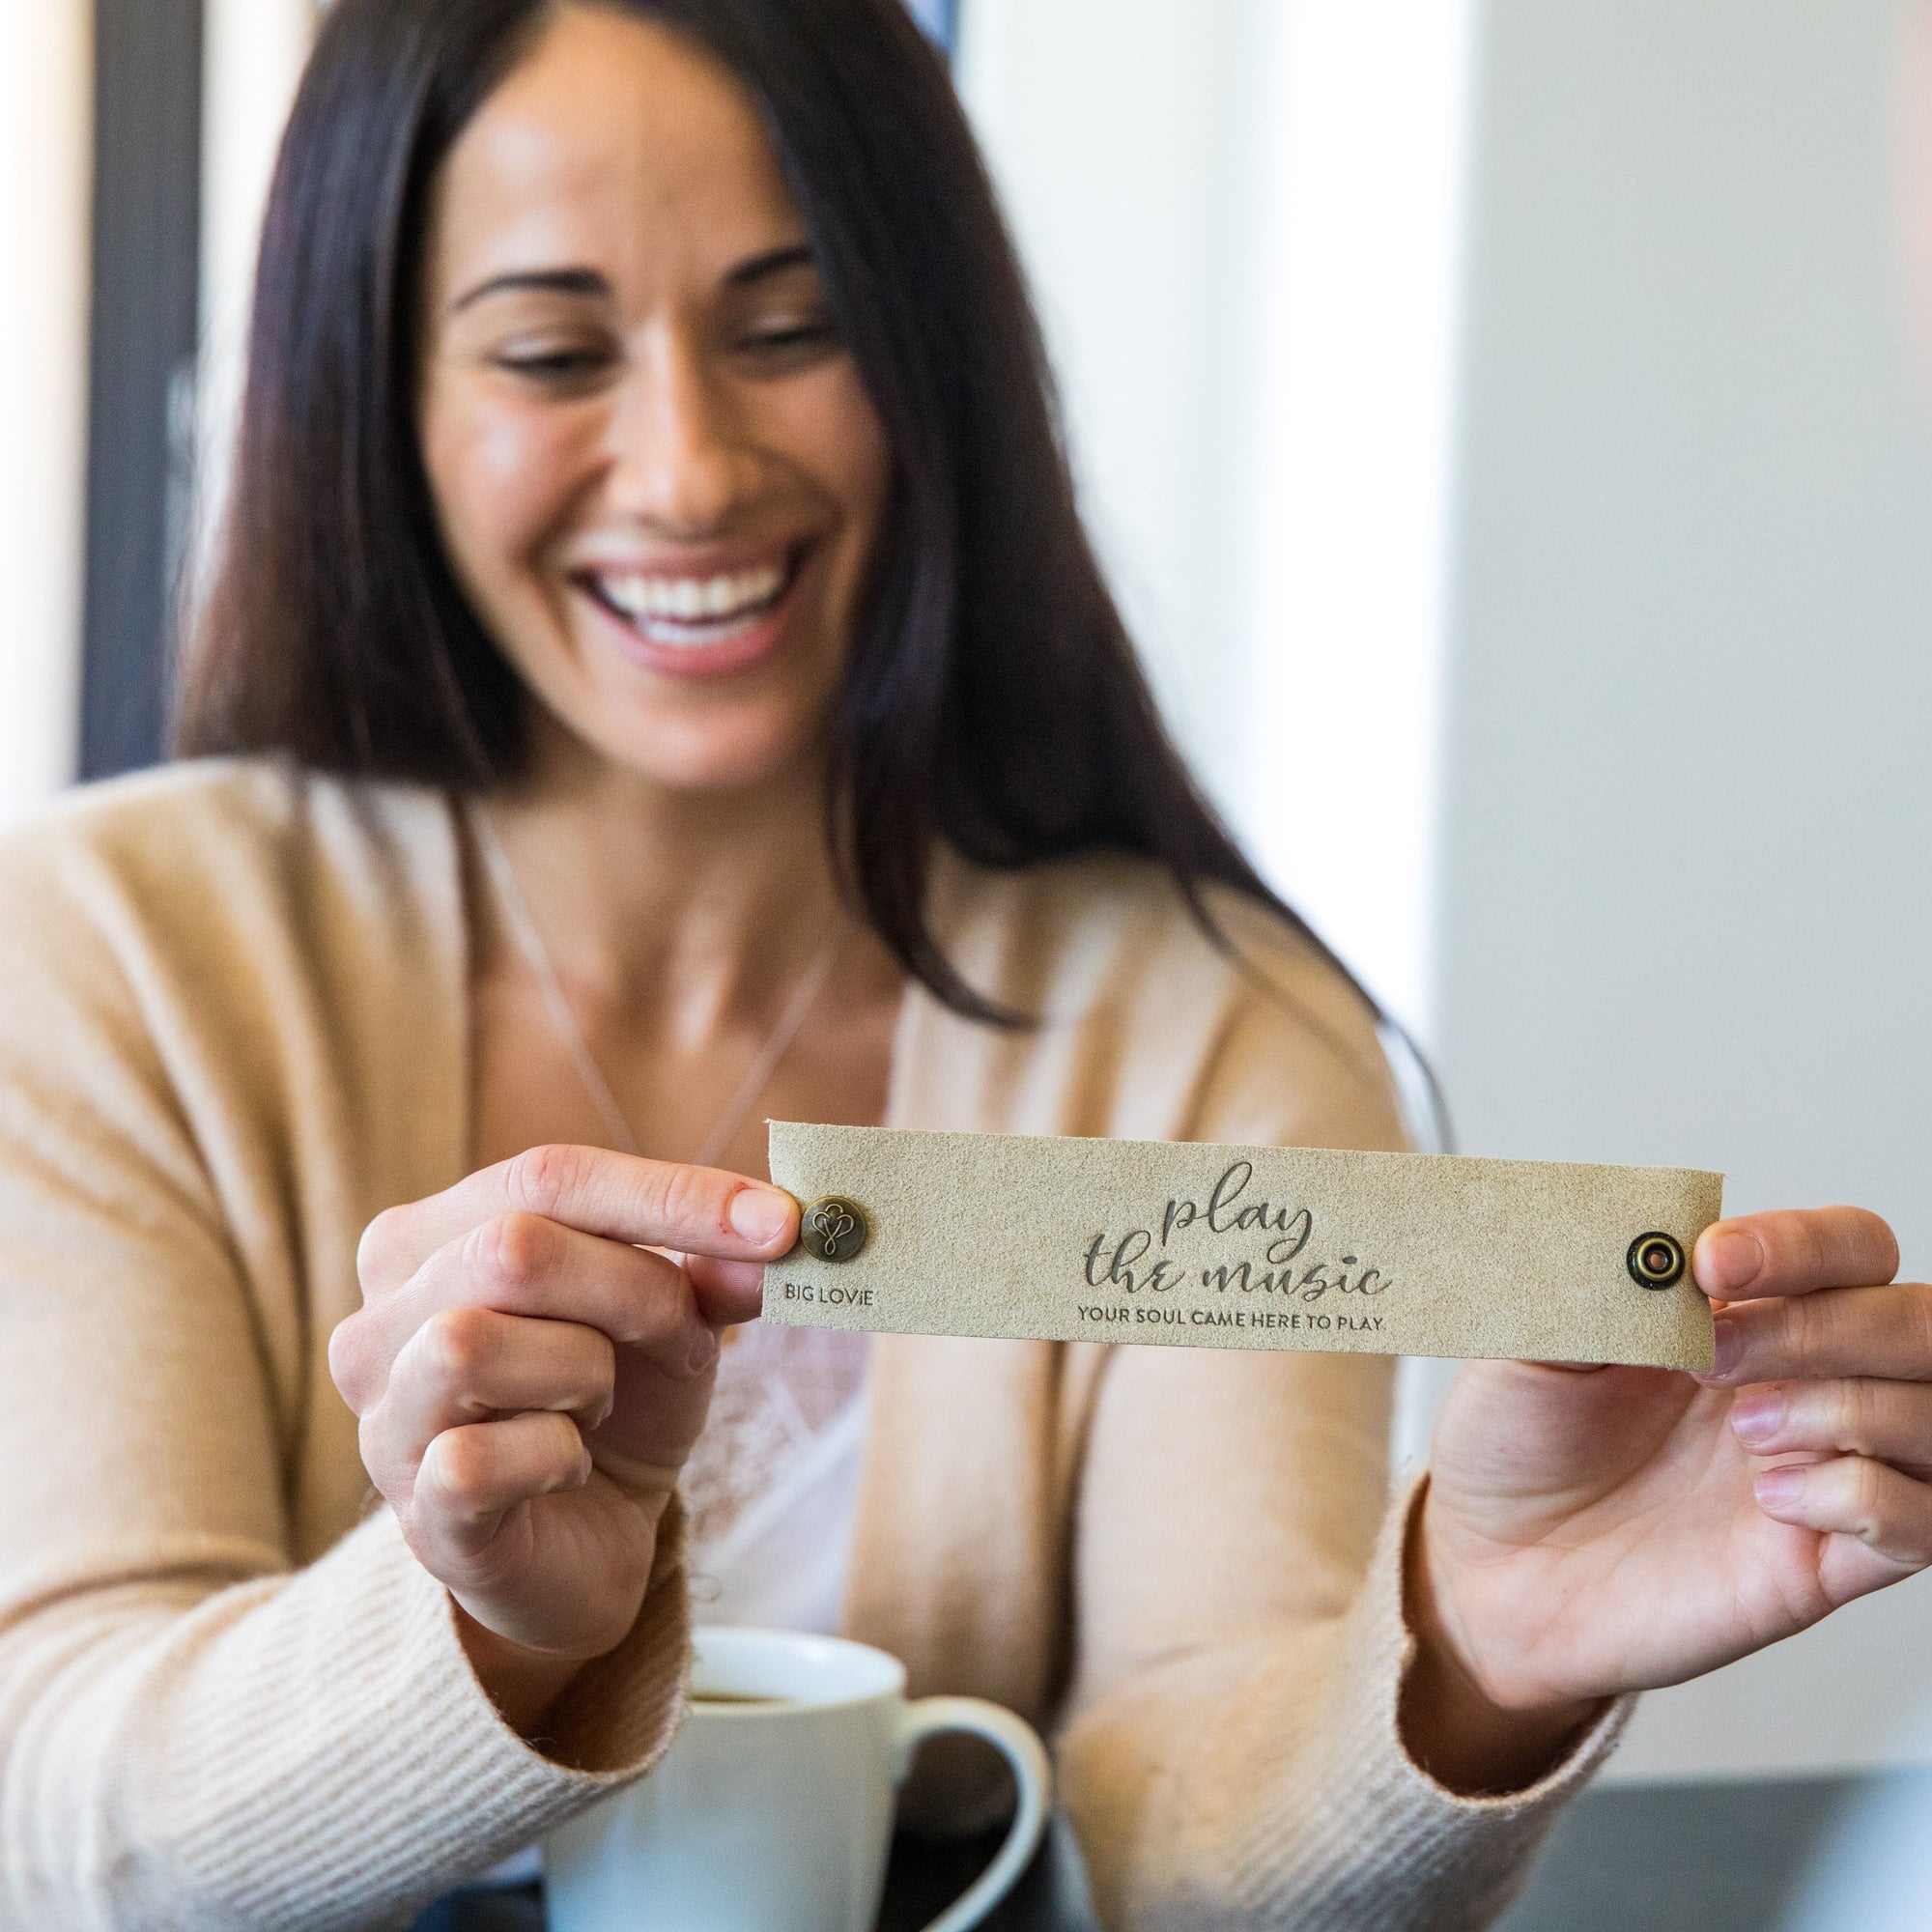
[544,1627,1053,1932]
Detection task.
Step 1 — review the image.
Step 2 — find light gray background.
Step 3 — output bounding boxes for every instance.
[965,0,1932,1920]
[1438,0,1932,1797]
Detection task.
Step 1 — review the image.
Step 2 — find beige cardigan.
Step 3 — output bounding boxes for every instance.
[0,761,1622,1931]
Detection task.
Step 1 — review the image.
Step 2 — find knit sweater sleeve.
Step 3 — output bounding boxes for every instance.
[1054,917,1629,1930]
[1058,1461,1628,1931]
[0,803,689,1932]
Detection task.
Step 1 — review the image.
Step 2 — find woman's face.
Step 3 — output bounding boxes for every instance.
[416,4,892,793]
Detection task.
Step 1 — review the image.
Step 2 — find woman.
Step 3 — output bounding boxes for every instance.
[1,1,1927,1925]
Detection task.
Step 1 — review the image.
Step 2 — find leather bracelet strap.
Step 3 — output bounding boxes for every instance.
[764,1122,1722,1371]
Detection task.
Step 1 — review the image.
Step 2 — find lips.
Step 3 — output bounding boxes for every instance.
[572,549,802,679]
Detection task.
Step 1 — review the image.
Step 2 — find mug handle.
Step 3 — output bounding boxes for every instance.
[892,1696,1053,1932]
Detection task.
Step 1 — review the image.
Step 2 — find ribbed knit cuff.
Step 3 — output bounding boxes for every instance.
[133,1507,690,1930]
[1385,1472,1632,1801]
[1227,1473,1631,1928]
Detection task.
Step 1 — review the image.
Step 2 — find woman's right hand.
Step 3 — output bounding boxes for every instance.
[328,1145,798,1727]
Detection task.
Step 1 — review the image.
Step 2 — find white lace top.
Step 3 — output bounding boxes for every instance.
[681,1321,872,1635]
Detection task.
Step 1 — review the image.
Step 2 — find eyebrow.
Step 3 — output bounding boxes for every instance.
[448,245,818,318]
[724,243,815,287]
[450,267,610,314]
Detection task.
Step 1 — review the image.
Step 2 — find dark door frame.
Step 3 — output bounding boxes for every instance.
[79,0,203,781]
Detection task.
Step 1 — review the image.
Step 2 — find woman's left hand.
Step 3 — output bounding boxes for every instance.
[1411,1206,1932,1781]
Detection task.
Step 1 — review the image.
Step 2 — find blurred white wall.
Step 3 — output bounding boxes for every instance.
[1440,0,1932,1782]
[193,0,315,586]
[1244,0,1475,1035]
[0,5,91,825]
[954,0,1273,834]
[957,0,1471,1036]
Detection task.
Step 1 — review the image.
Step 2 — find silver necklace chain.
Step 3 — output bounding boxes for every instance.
[470,804,839,1171]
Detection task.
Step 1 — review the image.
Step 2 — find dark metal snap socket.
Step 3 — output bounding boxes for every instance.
[800,1197,869,1264]
[1627,1232,1686,1290]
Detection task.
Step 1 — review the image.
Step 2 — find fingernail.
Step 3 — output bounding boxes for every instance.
[1730,1387,1785,1445]
[686,1324,720,1376]
[1702,1229,1764,1294]
[1754,1465,1804,1509]
[1712,1317,1741,1378]
[728,1186,796,1248]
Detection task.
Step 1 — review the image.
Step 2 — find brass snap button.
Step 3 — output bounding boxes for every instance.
[800,1197,869,1264]
[1627,1232,1686,1290]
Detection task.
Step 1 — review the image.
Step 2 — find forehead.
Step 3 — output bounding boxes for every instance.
[426,5,804,298]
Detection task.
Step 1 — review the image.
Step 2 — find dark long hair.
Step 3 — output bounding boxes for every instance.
[180,0,1378,1032]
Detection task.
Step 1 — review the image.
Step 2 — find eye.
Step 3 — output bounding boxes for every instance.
[493,343,614,384]
[737,317,841,367]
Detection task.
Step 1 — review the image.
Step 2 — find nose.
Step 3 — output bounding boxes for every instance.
[603,326,754,537]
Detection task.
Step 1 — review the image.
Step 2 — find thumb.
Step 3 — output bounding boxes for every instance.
[682,1251,768,1326]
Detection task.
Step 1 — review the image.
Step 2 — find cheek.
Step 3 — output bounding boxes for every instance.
[421,385,596,579]
[829,383,893,546]
[779,369,893,562]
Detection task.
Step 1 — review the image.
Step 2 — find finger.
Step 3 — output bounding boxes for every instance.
[413,1411,591,1557]
[1708,1280,1932,1387]
[1694,1207,1899,1302]
[684,1251,769,1322]
[362,1307,615,1492]
[1751,1454,1932,1571]
[359,1144,798,1289]
[1730,1378,1932,1474]
[336,1214,715,1411]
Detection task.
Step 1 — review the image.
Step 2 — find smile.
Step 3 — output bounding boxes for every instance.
[580,557,794,648]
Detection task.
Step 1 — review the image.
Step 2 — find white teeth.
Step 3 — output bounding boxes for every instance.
[592,563,786,628]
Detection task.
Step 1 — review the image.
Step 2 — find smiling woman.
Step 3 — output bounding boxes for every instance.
[5,2,1932,1929]
[412,15,892,789]
[180,0,1346,1026]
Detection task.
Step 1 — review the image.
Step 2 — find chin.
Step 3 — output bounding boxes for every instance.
[588,716,825,798]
